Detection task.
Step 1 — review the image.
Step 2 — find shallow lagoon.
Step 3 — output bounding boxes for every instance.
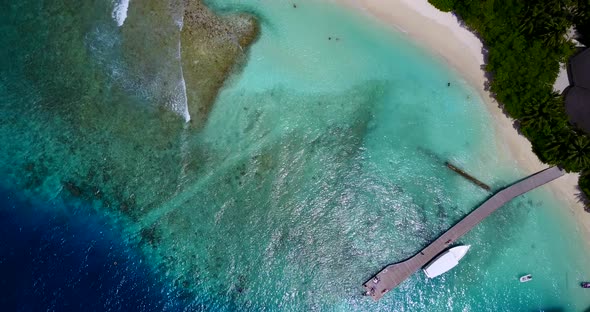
[0,0,589,310]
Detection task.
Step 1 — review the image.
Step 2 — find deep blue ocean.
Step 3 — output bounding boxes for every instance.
[0,188,183,311]
[2,0,590,310]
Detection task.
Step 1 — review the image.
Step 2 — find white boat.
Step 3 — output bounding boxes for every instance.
[423,245,471,278]
[520,274,532,283]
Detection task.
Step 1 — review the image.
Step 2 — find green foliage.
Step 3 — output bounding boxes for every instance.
[572,0,590,45]
[429,0,590,202]
[579,173,590,208]
[427,0,456,12]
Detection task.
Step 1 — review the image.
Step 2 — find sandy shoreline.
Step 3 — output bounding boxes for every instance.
[332,0,590,247]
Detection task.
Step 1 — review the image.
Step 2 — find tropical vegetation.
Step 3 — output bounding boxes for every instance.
[428,0,590,205]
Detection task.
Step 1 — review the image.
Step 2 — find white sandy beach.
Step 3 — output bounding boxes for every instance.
[332,0,590,246]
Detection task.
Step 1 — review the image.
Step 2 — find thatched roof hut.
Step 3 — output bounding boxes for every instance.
[565,49,590,133]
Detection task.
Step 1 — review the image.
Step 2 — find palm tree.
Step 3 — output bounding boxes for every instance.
[518,0,573,47]
[520,93,567,136]
[565,135,590,171]
[539,132,569,164]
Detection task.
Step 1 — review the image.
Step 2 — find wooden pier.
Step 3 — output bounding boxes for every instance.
[362,166,565,301]
[445,162,491,191]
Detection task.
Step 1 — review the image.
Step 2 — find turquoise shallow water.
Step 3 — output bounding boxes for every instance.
[1,0,589,310]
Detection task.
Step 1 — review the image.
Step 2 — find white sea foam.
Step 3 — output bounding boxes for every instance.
[112,0,130,27]
[170,0,185,29]
[92,5,190,123]
[178,70,190,122]
[176,39,191,122]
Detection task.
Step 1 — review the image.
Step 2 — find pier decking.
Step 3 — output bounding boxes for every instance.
[362,166,565,301]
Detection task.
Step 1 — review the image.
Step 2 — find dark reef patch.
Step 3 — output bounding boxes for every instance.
[181,1,261,127]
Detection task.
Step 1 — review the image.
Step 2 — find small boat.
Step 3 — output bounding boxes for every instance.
[423,245,471,278]
[582,282,590,288]
[520,274,533,283]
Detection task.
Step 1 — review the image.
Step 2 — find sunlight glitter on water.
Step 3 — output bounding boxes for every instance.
[0,0,589,310]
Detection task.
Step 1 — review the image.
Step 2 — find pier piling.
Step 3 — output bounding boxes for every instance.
[445,162,491,191]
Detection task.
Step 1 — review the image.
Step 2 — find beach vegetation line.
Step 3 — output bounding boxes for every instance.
[429,0,590,206]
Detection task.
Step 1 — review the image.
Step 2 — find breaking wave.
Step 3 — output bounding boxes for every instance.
[112,0,129,27]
